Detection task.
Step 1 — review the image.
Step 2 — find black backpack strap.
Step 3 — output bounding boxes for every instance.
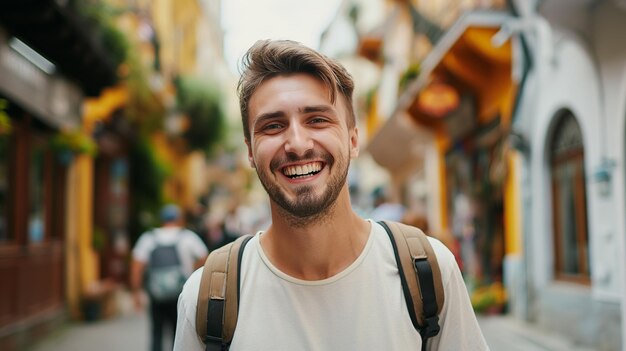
[378,221,444,351]
[196,234,253,351]
[414,257,440,344]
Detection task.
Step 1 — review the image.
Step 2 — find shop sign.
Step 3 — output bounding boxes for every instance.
[0,38,82,129]
[416,82,460,119]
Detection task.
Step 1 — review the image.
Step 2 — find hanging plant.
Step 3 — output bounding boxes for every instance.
[0,99,11,136]
[174,75,226,155]
[50,129,98,157]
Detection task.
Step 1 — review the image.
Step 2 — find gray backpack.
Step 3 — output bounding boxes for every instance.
[145,230,187,302]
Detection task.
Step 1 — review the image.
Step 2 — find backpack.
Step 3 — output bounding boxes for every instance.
[145,230,187,302]
[195,221,445,351]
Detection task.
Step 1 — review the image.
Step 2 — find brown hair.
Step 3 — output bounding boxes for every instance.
[237,39,356,142]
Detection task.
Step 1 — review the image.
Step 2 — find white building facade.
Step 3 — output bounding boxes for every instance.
[512,0,626,348]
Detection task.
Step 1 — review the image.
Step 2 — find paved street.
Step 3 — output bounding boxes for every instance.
[479,316,595,351]
[29,292,161,351]
[29,292,597,351]
[31,312,151,351]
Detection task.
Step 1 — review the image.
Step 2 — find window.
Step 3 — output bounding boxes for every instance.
[550,111,590,284]
[28,136,47,244]
[50,154,66,241]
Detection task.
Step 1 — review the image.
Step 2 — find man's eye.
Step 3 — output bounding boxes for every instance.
[262,123,283,131]
[310,117,328,124]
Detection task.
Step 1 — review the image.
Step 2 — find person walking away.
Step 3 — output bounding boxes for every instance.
[131,204,208,351]
[174,39,488,350]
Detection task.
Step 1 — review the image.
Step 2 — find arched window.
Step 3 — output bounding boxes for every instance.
[550,111,590,284]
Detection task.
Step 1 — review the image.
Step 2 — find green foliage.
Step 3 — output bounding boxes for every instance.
[0,99,11,136]
[0,100,11,166]
[398,62,421,92]
[50,129,98,157]
[76,1,164,133]
[92,227,107,252]
[174,76,226,155]
[125,51,165,134]
[128,136,172,241]
[77,1,130,70]
[471,282,507,314]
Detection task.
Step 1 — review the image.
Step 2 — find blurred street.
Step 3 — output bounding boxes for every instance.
[1,0,626,350]
[29,290,594,351]
[30,292,151,351]
[479,316,595,351]
[31,313,150,351]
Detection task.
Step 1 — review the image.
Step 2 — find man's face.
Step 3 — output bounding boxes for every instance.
[246,73,359,219]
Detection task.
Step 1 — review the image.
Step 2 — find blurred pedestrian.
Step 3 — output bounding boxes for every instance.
[369,186,406,222]
[185,202,209,245]
[131,203,208,351]
[174,39,486,350]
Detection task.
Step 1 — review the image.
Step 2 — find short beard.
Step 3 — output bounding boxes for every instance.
[274,196,337,228]
[256,148,350,227]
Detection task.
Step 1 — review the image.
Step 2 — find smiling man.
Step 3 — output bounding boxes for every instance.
[173,39,488,351]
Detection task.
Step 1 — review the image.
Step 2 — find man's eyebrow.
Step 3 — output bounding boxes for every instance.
[253,111,285,126]
[300,105,334,114]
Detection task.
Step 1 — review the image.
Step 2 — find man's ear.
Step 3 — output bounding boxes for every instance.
[349,127,359,158]
[245,139,256,168]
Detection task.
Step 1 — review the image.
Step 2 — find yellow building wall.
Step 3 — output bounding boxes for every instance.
[65,153,99,318]
[151,0,201,78]
[64,84,130,317]
[435,134,449,233]
[504,151,522,255]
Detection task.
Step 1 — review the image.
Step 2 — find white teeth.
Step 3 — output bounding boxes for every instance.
[284,162,322,177]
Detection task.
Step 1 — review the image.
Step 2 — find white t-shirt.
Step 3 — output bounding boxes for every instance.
[132,226,208,277]
[174,221,488,351]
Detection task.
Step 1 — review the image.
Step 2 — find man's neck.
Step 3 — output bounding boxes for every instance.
[260,194,370,281]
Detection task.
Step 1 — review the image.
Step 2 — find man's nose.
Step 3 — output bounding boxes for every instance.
[284,124,313,156]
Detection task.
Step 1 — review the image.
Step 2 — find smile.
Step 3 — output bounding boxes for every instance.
[282,162,323,179]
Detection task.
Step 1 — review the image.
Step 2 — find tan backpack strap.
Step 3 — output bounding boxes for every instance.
[380,221,445,336]
[196,235,253,348]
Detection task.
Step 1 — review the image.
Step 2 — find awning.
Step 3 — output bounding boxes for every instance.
[367,12,515,173]
[0,0,117,96]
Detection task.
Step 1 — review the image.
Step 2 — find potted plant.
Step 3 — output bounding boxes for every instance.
[471,282,507,315]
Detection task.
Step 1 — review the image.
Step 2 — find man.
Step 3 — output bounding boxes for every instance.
[174,40,488,350]
[131,204,208,351]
